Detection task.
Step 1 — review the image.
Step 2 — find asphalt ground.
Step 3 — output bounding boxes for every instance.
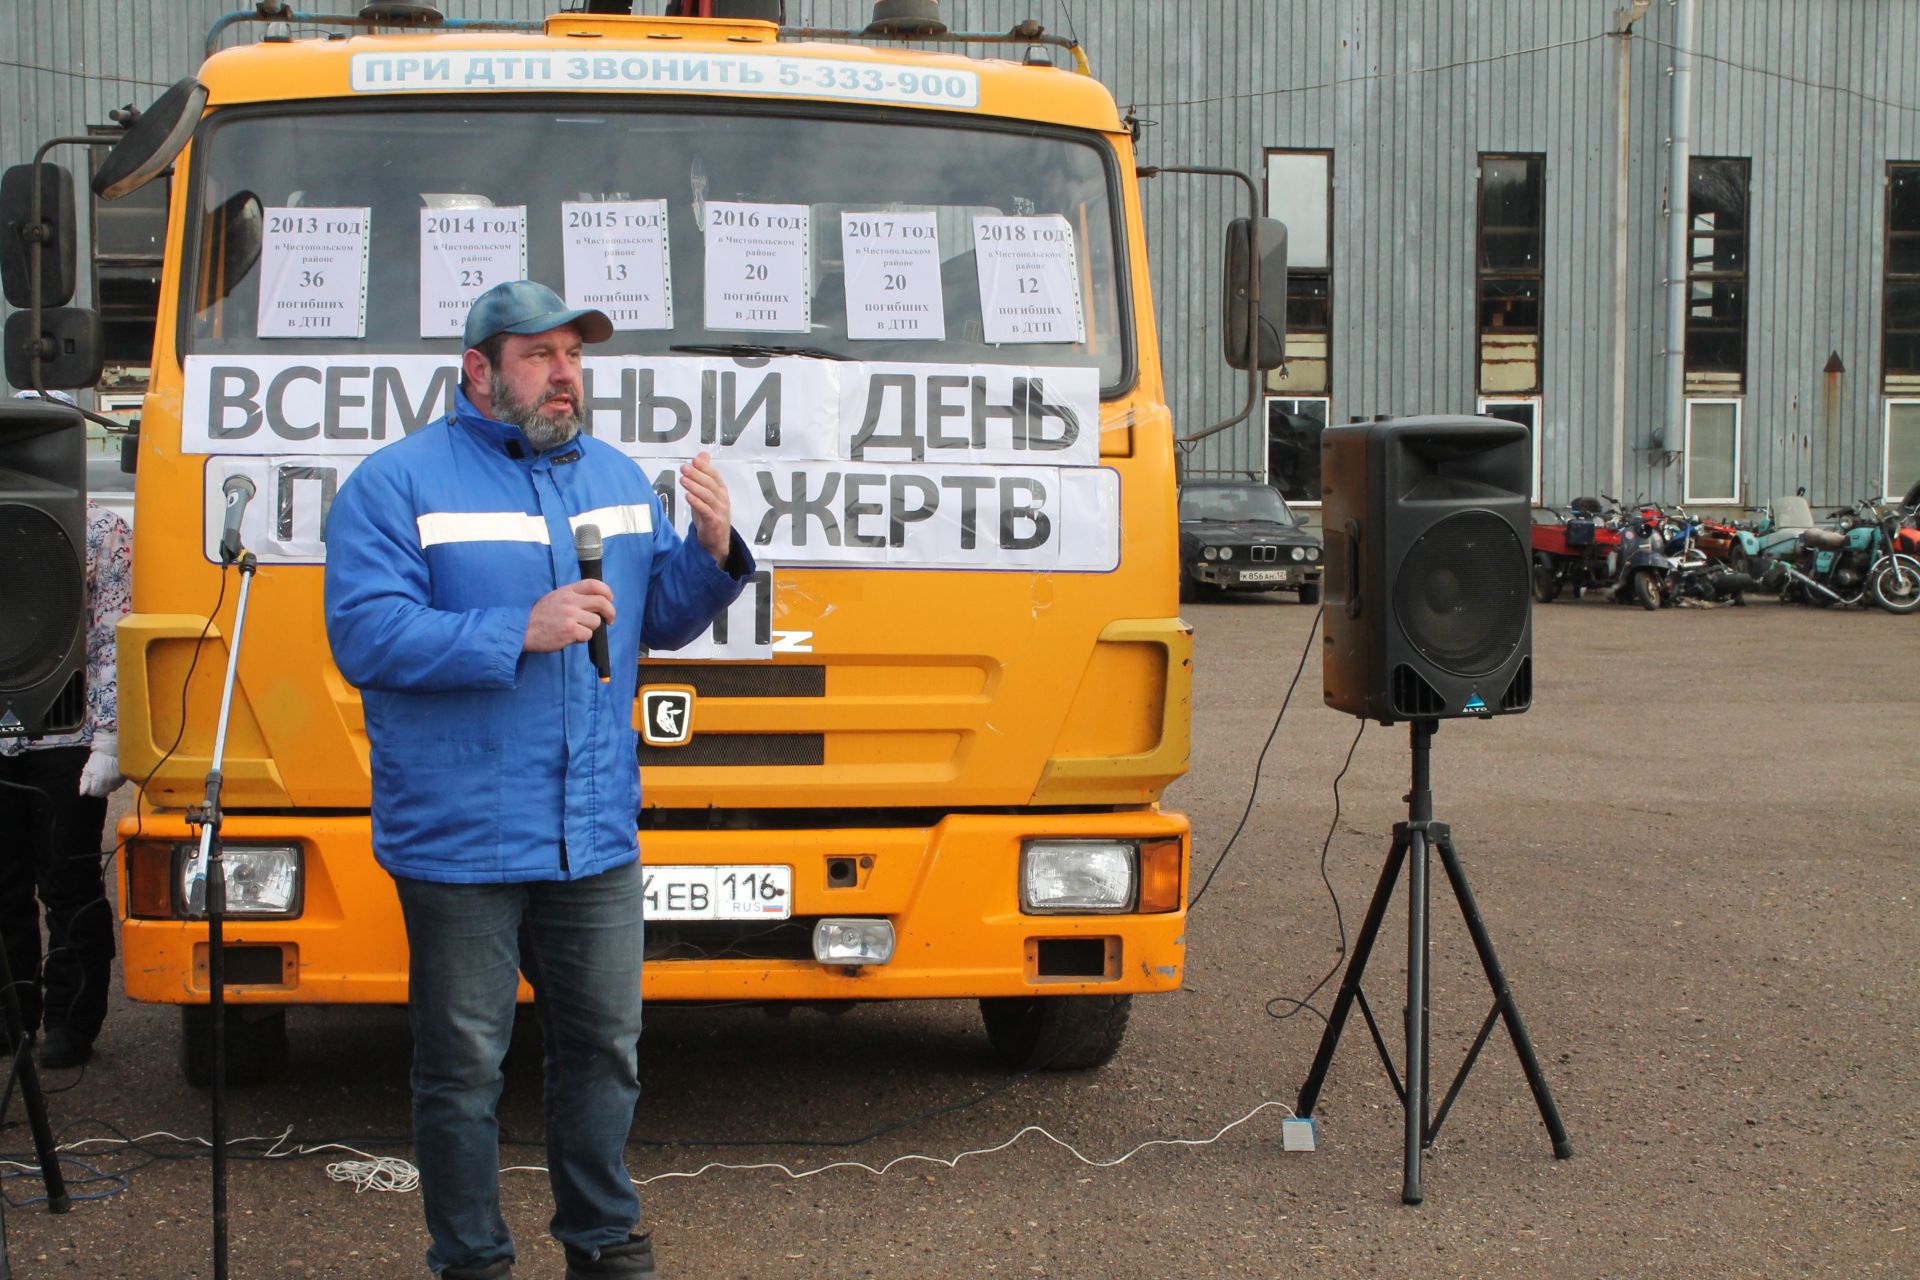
[4,593,1916,1278]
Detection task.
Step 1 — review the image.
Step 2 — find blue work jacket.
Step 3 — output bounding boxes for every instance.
[323,389,750,883]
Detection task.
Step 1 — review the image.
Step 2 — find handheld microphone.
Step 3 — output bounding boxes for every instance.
[219,474,256,564]
[574,523,611,682]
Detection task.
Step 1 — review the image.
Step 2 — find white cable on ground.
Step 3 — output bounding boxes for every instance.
[502,1097,1302,1186]
[38,1098,1305,1196]
[50,1126,423,1193]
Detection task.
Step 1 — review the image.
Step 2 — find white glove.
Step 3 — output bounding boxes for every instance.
[78,731,123,799]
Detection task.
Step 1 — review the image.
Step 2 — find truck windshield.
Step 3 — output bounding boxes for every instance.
[181,100,1131,390]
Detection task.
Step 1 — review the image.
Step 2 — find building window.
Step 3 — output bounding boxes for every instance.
[1887,400,1920,502]
[1265,395,1328,505]
[1265,150,1331,394]
[1477,155,1544,333]
[1477,155,1544,396]
[87,128,170,374]
[1887,164,1920,384]
[1686,158,1749,380]
[1684,399,1741,503]
[1477,397,1543,504]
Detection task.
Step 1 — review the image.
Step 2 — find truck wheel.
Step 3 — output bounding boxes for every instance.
[979,994,1131,1070]
[1298,583,1321,606]
[181,1005,289,1088]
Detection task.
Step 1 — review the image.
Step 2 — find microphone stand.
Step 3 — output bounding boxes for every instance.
[0,923,72,1278]
[185,529,257,1280]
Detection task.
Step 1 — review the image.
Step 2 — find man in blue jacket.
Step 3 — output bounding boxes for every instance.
[325,281,751,1280]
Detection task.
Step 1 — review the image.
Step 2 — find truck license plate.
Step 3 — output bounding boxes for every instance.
[642,865,792,920]
[1239,568,1288,583]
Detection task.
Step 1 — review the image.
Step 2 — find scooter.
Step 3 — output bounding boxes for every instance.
[1609,501,1680,610]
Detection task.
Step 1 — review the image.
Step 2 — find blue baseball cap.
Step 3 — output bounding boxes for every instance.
[463,280,613,350]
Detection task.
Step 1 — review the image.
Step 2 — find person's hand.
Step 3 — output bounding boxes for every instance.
[524,580,615,653]
[79,731,122,798]
[680,452,733,566]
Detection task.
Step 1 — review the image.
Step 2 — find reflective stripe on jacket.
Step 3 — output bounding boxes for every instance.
[323,390,749,883]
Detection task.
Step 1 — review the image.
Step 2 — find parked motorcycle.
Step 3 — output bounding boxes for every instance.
[1761,497,1920,613]
[1530,496,1622,602]
[1731,493,1819,571]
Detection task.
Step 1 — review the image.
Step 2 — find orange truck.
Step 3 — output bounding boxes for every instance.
[9,0,1283,1082]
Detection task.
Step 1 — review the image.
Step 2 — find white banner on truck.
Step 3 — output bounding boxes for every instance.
[181,356,1101,470]
[348,51,981,110]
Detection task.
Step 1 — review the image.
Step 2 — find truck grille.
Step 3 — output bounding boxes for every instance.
[636,663,827,768]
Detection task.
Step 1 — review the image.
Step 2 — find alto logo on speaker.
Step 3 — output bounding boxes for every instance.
[1320,415,1534,723]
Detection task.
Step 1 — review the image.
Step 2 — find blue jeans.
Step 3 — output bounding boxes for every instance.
[394,861,646,1276]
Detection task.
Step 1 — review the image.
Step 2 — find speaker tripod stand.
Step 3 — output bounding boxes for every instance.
[1295,719,1572,1204]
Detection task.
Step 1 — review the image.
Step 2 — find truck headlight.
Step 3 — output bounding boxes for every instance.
[1021,840,1136,913]
[812,918,895,966]
[177,843,303,919]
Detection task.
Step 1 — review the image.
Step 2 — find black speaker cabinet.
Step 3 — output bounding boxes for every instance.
[1321,416,1532,722]
[0,399,88,737]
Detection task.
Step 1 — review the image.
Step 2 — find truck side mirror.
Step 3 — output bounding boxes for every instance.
[0,164,78,308]
[4,307,104,389]
[92,78,207,200]
[1222,216,1287,372]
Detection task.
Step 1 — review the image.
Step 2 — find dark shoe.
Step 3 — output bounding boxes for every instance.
[563,1233,658,1279]
[37,1027,93,1069]
[440,1260,512,1280]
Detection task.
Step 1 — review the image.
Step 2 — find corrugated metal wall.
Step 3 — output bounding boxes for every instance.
[8,0,1918,507]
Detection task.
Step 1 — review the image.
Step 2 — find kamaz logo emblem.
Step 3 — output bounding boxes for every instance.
[640,688,694,747]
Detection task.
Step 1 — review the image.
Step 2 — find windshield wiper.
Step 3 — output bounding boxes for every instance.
[669,343,852,361]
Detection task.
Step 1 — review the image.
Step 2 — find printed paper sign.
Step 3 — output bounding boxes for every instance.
[704,201,810,332]
[840,212,944,341]
[972,215,1086,345]
[419,206,527,338]
[256,207,370,339]
[562,200,673,330]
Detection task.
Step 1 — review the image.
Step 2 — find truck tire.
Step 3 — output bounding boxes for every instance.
[181,1004,289,1088]
[978,994,1131,1070]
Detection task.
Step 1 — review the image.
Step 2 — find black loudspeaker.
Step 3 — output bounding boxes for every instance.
[1321,416,1532,722]
[0,399,88,738]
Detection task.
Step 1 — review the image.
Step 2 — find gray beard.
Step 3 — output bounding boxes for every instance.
[488,370,582,452]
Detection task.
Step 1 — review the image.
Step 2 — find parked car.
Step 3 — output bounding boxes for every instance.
[1176,480,1323,604]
